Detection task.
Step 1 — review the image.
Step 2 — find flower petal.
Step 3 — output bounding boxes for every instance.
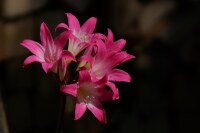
[58,58,67,81]
[23,55,44,67]
[112,39,126,52]
[90,33,106,43]
[106,29,126,52]
[116,51,135,63]
[40,22,54,47]
[79,55,93,66]
[88,103,107,123]
[20,40,44,58]
[81,17,97,34]
[61,50,76,62]
[109,69,131,82]
[67,34,85,56]
[41,62,53,73]
[106,82,119,100]
[95,40,107,60]
[106,28,114,44]
[60,84,77,97]
[79,70,91,84]
[54,31,70,51]
[75,101,87,120]
[55,23,69,31]
[78,55,93,70]
[107,51,135,69]
[95,74,108,88]
[66,13,80,32]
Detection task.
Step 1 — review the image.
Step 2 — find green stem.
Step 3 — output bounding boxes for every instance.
[56,92,66,133]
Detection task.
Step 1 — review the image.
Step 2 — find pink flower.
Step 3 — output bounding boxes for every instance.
[105,29,126,52]
[60,70,113,123]
[56,13,104,56]
[80,29,135,99]
[20,22,75,74]
[20,12,135,124]
[100,29,135,82]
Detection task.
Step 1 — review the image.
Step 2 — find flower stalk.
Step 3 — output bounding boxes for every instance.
[56,92,66,133]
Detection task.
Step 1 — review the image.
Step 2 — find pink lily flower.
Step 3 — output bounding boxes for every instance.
[56,13,104,56]
[93,41,134,99]
[103,29,135,82]
[80,29,135,99]
[60,70,113,123]
[21,22,75,74]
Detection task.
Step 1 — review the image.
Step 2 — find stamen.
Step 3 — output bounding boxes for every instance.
[83,95,95,104]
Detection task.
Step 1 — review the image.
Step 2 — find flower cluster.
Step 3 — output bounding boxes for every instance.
[21,13,135,123]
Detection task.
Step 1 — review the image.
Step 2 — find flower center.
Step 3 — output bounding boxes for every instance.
[77,84,96,104]
[44,52,57,63]
[84,95,95,103]
[44,42,59,63]
[78,31,89,42]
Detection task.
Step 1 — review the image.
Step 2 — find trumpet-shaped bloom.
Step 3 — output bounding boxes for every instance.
[93,41,134,99]
[60,70,113,123]
[56,13,104,56]
[92,30,135,82]
[80,30,135,99]
[21,22,75,73]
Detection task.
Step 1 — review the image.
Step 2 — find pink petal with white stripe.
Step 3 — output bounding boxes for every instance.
[20,40,44,58]
[81,17,97,34]
[66,13,80,32]
[40,22,54,47]
[23,55,44,67]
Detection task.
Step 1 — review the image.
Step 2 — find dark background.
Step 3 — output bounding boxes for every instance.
[0,0,200,133]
